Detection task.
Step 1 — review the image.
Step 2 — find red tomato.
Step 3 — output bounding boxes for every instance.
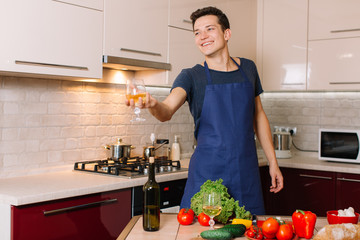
[197,212,210,226]
[261,217,280,239]
[276,224,293,240]
[256,232,263,239]
[247,230,255,238]
[178,208,194,216]
[177,208,194,225]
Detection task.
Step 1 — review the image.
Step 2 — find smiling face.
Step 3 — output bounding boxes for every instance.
[193,15,231,58]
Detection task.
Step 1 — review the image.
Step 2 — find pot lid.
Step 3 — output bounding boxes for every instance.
[112,138,131,146]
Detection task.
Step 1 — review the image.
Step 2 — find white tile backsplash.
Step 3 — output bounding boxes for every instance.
[0,75,195,178]
[261,91,360,153]
[1,75,360,178]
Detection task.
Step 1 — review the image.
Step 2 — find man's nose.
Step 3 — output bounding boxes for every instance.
[200,31,208,39]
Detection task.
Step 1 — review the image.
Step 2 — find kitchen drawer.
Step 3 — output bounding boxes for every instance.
[11,189,131,240]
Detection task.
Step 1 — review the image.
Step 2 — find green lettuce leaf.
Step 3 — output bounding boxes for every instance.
[190,179,252,224]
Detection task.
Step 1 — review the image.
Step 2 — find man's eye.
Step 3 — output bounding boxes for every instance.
[194,32,199,36]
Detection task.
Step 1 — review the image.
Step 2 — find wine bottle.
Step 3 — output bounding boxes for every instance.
[143,157,160,231]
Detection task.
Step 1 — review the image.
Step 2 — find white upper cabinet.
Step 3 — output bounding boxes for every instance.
[308,0,360,40]
[103,0,168,63]
[167,27,203,85]
[0,0,103,79]
[307,0,360,90]
[307,38,360,90]
[169,0,218,31]
[55,0,104,10]
[259,0,308,91]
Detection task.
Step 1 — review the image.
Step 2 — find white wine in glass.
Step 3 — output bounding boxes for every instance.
[126,79,146,122]
[203,192,222,230]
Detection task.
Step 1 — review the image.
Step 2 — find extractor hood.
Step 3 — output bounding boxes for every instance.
[103,56,171,71]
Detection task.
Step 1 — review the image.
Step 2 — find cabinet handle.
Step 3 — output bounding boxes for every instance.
[43,198,118,216]
[299,174,333,180]
[330,28,360,34]
[15,60,88,71]
[329,82,360,85]
[337,177,360,183]
[183,19,192,24]
[120,48,161,57]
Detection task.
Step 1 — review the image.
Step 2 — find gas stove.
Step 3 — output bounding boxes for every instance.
[73,157,188,179]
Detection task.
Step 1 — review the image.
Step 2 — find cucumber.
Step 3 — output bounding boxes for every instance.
[221,224,246,237]
[200,229,232,240]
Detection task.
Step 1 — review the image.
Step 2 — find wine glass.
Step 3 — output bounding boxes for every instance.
[126,79,147,122]
[203,192,222,230]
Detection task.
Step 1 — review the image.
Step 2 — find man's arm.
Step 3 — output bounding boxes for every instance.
[253,96,284,193]
[126,87,187,122]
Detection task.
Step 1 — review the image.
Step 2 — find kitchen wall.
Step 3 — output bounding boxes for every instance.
[1,74,360,178]
[0,74,195,178]
[262,91,360,151]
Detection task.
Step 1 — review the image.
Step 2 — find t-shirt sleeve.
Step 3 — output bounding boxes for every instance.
[254,67,264,96]
[171,69,192,102]
[249,60,264,96]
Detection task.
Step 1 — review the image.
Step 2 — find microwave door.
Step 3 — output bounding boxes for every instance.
[321,132,360,160]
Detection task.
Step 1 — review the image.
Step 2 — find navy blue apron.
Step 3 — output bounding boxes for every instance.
[180,58,265,215]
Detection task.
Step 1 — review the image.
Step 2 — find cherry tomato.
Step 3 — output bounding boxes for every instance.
[177,208,194,225]
[276,224,293,240]
[197,212,210,226]
[256,232,263,239]
[247,230,255,238]
[261,217,280,239]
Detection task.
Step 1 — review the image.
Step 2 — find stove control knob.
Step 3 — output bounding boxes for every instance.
[159,166,165,172]
[143,168,148,174]
[167,166,173,172]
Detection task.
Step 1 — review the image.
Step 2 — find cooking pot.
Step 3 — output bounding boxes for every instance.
[143,139,169,160]
[143,146,155,160]
[104,138,134,160]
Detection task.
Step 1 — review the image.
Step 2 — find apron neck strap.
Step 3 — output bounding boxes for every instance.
[204,57,246,84]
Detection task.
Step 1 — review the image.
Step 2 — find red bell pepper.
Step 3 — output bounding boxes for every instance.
[292,209,317,239]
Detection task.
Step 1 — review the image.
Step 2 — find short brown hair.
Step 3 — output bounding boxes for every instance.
[190,6,230,32]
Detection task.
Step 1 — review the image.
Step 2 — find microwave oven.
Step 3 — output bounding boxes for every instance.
[319,129,360,163]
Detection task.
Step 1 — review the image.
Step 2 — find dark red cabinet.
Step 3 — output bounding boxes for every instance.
[260,166,360,217]
[11,189,131,240]
[336,173,360,211]
[261,167,336,216]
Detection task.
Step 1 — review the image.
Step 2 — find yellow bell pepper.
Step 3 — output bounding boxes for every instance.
[231,218,252,229]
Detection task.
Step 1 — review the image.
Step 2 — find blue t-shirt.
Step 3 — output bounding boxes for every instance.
[171,57,263,138]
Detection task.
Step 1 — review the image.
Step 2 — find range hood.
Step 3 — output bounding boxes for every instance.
[103,56,171,71]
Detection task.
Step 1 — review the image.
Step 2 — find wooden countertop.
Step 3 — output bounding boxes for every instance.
[117,214,328,240]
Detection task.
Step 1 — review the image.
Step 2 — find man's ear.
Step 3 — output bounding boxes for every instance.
[224,28,231,41]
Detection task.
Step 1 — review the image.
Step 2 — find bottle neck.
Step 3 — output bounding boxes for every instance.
[148,162,156,181]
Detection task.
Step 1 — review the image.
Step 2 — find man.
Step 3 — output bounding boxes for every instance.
[126,6,283,215]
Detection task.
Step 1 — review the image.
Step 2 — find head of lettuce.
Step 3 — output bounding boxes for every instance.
[190,179,252,224]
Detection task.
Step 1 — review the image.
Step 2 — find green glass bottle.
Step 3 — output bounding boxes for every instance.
[143,157,160,231]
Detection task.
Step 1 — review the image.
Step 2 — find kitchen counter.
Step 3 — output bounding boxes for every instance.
[2,150,360,207]
[116,213,328,240]
[1,151,360,239]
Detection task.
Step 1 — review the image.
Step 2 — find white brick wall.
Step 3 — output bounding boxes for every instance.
[261,91,360,152]
[1,75,360,178]
[0,75,195,178]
